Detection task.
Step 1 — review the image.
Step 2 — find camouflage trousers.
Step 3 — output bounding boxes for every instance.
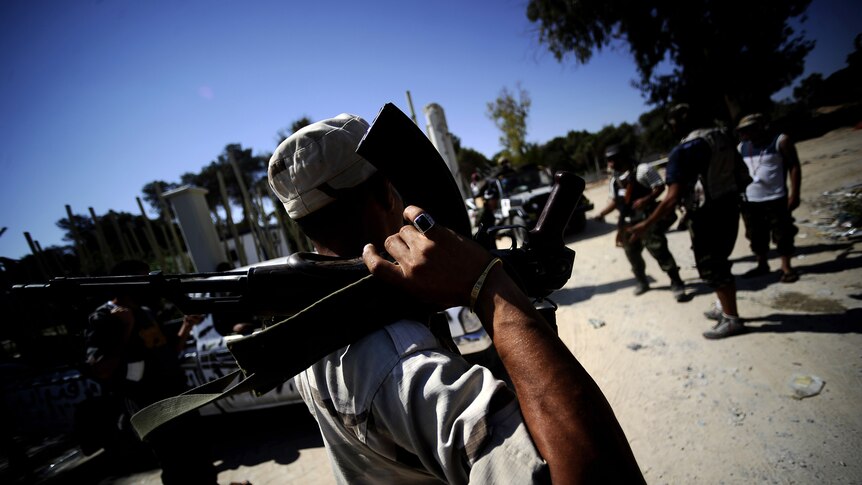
[620,222,679,279]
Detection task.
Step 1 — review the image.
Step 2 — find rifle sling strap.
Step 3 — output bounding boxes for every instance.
[132,274,432,441]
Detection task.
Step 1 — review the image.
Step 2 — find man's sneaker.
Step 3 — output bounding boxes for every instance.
[633,279,649,296]
[703,303,723,321]
[671,280,685,302]
[703,315,746,339]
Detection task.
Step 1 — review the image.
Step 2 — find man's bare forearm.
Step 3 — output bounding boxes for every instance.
[475,267,644,484]
[365,205,645,483]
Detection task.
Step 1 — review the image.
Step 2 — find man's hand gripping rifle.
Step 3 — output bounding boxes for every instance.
[11,103,585,439]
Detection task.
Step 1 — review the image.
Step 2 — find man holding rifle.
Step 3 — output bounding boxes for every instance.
[268,114,644,483]
[84,260,218,484]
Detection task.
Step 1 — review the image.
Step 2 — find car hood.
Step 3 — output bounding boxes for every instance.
[504,185,553,205]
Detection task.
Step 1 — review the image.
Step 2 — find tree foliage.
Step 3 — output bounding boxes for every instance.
[526,0,814,122]
[486,84,532,163]
[793,34,862,109]
[452,134,493,179]
[54,209,185,276]
[141,180,179,219]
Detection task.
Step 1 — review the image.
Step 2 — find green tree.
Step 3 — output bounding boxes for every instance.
[792,73,825,109]
[637,106,677,157]
[55,210,180,275]
[141,180,179,217]
[179,143,268,211]
[797,34,862,107]
[451,134,493,180]
[486,84,532,164]
[526,0,814,122]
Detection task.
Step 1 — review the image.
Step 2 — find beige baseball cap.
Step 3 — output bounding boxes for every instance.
[268,114,377,219]
[736,113,765,130]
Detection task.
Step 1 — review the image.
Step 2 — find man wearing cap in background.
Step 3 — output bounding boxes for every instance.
[267,114,644,483]
[735,113,802,283]
[628,104,751,339]
[593,144,686,300]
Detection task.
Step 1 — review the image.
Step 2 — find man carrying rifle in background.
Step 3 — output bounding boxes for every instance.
[83,260,219,484]
[267,114,644,483]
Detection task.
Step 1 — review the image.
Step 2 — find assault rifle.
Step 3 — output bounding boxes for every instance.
[10,103,585,438]
[12,103,583,320]
[12,169,582,322]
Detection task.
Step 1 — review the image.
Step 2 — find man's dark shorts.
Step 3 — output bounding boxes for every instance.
[741,196,798,257]
[688,195,740,288]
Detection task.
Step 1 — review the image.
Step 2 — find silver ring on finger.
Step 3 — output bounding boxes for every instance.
[412,213,436,235]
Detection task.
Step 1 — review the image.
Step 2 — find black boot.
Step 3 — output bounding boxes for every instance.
[668,270,685,302]
[633,274,649,296]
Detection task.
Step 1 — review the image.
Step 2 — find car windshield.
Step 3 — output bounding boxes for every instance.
[499,170,552,196]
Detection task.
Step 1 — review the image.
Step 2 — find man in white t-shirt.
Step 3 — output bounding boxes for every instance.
[735,113,802,283]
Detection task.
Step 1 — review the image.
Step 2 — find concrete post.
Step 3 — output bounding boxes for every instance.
[423,103,470,200]
[162,185,223,273]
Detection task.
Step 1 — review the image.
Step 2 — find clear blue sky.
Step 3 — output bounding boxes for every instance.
[1,0,859,260]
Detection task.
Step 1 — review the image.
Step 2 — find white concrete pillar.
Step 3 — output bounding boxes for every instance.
[423,103,470,200]
[162,185,224,273]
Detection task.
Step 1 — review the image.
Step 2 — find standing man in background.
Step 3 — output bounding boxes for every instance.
[735,113,802,283]
[593,144,686,300]
[629,104,751,339]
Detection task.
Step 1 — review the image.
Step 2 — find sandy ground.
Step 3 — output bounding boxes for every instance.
[561,126,862,484]
[100,127,862,485]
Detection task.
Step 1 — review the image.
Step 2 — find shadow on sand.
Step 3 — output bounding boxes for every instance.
[205,403,324,472]
[565,219,616,244]
[744,307,862,335]
[734,243,861,292]
[554,275,710,305]
[555,240,860,306]
[43,403,323,484]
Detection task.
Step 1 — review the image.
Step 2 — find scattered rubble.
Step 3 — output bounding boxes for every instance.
[787,373,825,400]
[803,184,862,240]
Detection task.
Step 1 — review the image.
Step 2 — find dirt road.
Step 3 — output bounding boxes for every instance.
[96,127,861,485]
[561,126,862,484]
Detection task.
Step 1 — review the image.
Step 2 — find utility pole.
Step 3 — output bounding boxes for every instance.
[65,205,92,274]
[229,152,275,261]
[136,197,167,271]
[405,90,419,126]
[23,232,50,280]
[88,207,114,271]
[217,170,248,267]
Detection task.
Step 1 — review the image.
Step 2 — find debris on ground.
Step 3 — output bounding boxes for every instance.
[787,373,825,400]
[804,184,862,240]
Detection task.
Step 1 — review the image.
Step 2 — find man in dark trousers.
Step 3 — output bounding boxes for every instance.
[629,104,751,339]
[735,113,802,283]
[593,144,686,300]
